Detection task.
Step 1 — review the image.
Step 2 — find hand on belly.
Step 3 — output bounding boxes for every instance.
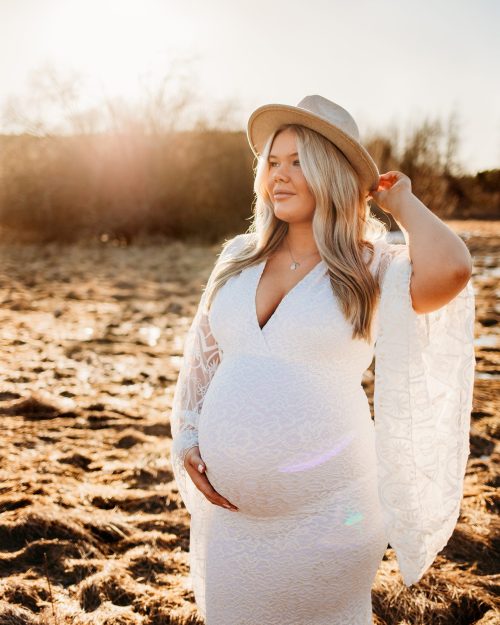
[184,446,239,512]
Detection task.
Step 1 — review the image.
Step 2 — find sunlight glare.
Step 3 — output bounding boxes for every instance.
[41,0,195,103]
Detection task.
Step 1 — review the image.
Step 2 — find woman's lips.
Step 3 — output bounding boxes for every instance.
[274,193,295,200]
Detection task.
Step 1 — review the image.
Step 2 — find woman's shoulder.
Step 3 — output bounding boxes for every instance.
[364,234,409,287]
[218,232,257,261]
[369,234,408,261]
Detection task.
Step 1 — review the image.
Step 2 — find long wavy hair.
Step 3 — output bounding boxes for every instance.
[203,123,389,343]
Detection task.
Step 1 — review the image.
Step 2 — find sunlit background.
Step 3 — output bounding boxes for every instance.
[0,2,498,622]
[1,0,499,172]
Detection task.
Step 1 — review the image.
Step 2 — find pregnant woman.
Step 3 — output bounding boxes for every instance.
[169,95,476,624]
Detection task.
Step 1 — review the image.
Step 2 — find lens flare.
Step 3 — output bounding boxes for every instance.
[277,430,356,473]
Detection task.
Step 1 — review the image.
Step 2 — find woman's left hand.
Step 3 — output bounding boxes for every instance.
[366,171,413,219]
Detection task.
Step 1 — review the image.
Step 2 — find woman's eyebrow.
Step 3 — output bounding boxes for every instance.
[268,152,298,159]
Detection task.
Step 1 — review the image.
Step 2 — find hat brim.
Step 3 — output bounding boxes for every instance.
[247,103,379,194]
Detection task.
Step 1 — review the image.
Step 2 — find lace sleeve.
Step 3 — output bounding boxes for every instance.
[169,287,220,514]
[169,234,249,514]
[373,239,476,587]
[372,237,405,290]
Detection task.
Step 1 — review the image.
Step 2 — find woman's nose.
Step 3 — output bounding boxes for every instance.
[273,165,289,182]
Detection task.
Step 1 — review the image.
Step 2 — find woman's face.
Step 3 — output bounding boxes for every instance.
[265,128,316,224]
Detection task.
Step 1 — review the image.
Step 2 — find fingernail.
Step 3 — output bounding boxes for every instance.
[198,464,204,472]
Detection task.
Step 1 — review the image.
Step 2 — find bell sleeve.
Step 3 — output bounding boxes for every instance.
[169,234,248,515]
[373,238,476,587]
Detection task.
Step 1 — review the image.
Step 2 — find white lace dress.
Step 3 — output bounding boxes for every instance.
[169,232,475,625]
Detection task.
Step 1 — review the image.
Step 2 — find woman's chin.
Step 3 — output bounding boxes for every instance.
[273,206,295,220]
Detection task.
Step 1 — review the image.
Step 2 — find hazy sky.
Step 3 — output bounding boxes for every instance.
[1,0,498,173]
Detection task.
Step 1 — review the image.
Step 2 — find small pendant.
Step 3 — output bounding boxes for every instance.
[290,261,300,270]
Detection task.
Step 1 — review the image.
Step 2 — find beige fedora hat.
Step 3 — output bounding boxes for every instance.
[247,94,380,194]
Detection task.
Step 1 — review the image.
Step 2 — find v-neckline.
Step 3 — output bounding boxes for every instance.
[253,257,326,332]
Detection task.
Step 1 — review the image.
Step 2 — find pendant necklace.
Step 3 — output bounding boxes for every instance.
[285,237,320,271]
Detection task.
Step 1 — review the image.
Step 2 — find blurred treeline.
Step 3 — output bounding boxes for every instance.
[0,130,254,244]
[0,71,498,244]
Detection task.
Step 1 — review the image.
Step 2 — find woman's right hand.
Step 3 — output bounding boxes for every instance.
[183,446,239,511]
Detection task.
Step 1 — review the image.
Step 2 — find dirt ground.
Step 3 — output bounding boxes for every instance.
[0,220,498,624]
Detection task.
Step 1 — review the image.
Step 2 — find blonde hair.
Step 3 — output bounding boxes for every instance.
[203,123,389,343]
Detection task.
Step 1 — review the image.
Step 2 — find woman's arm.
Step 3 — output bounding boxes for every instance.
[169,233,249,513]
[369,172,473,314]
[170,291,238,513]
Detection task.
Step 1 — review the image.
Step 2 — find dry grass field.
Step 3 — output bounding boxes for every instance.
[0,220,498,624]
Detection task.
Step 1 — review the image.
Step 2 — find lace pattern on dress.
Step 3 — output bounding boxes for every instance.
[373,238,476,586]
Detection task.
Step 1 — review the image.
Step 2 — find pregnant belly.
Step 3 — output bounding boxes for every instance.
[197,356,376,518]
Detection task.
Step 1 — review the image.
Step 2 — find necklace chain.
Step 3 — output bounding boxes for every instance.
[285,237,320,271]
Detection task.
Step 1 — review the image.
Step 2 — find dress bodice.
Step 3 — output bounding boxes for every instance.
[209,254,377,382]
